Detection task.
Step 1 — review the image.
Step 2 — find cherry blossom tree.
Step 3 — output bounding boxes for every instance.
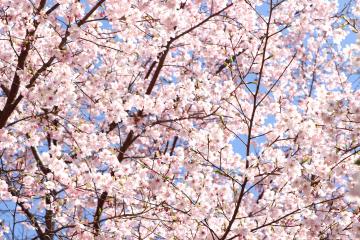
[0,0,359,239]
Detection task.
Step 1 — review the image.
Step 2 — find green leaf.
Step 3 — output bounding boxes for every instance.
[354,158,360,166]
[214,170,226,176]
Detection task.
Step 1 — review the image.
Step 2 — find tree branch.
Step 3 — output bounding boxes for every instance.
[77,0,106,27]
[145,3,233,95]
[93,191,108,236]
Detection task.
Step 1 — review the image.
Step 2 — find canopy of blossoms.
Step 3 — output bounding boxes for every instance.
[0,0,359,239]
